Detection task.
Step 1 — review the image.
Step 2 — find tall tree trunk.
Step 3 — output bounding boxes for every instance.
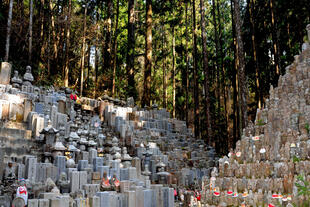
[28,0,33,63]
[80,4,87,96]
[230,0,238,147]
[47,16,51,76]
[103,0,113,77]
[49,0,59,76]
[49,0,57,68]
[172,27,176,118]
[126,0,136,99]
[248,0,261,109]
[217,0,228,153]
[4,0,14,62]
[94,8,99,98]
[162,17,167,109]
[192,0,200,138]
[142,0,152,107]
[212,0,221,141]
[233,0,248,130]
[86,42,91,89]
[200,0,212,143]
[112,0,120,98]
[40,0,46,67]
[185,2,189,126]
[64,0,71,87]
[270,0,280,81]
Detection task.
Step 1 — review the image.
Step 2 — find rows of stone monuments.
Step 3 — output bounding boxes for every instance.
[199,25,310,206]
[0,62,217,206]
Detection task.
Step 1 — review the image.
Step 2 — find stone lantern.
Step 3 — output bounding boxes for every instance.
[41,122,59,146]
[51,134,66,159]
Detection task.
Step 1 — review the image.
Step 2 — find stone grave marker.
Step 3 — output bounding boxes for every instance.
[0,62,12,85]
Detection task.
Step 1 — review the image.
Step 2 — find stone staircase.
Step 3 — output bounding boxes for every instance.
[202,28,310,206]
[0,121,35,162]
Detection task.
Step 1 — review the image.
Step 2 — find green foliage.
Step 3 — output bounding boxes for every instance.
[304,123,310,134]
[256,119,265,126]
[292,155,301,163]
[295,174,310,206]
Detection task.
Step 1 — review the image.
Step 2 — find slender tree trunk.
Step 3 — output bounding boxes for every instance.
[47,17,51,76]
[94,9,99,98]
[172,27,176,118]
[49,0,57,66]
[142,0,152,107]
[40,0,46,65]
[18,0,24,43]
[162,18,167,109]
[185,2,189,126]
[212,0,221,138]
[87,42,91,89]
[270,0,280,80]
[233,0,248,130]
[4,0,14,62]
[64,0,71,87]
[103,0,113,77]
[192,0,200,138]
[28,0,33,63]
[248,0,261,109]
[126,0,136,99]
[217,0,228,153]
[230,0,238,147]
[200,0,212,142]
[112,0,120,98]
[80,4,87,96]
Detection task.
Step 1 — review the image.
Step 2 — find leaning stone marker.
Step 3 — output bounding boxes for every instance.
[0,62,12,85]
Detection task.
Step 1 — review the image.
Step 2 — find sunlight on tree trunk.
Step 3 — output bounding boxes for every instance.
[4,0,14,62]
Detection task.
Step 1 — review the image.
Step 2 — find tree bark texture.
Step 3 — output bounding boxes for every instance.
[80,4,87,96]
[112,0,120,98]
[192,0,200,138]
[142,0,152,107]
[233,0,248,130]
[4,0,14,62]
[126,0,136,99]
[64,0,71,87]
[200,0,212,143]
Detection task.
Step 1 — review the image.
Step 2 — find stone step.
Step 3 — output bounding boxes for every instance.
[0,127,31,139]
[1,121,28,131]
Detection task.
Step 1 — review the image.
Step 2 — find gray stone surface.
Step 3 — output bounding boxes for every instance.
[89,196,100,207]
[79,171,88,189]
[70,171,79,193]
[54,156,66,178]
[0,62,11,85]
[26,156,37,182]
[28,199,38,207]
[78,160,88,171]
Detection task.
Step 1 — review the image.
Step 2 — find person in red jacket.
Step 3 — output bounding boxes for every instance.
[70,92,78,101]
[195,190,201,207]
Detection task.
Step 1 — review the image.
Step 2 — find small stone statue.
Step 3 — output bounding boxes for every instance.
[57,172,70,193]
[23,66,34,86]
[3,161,16,184]
[11,70,22,88]
[127,97,135,107]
